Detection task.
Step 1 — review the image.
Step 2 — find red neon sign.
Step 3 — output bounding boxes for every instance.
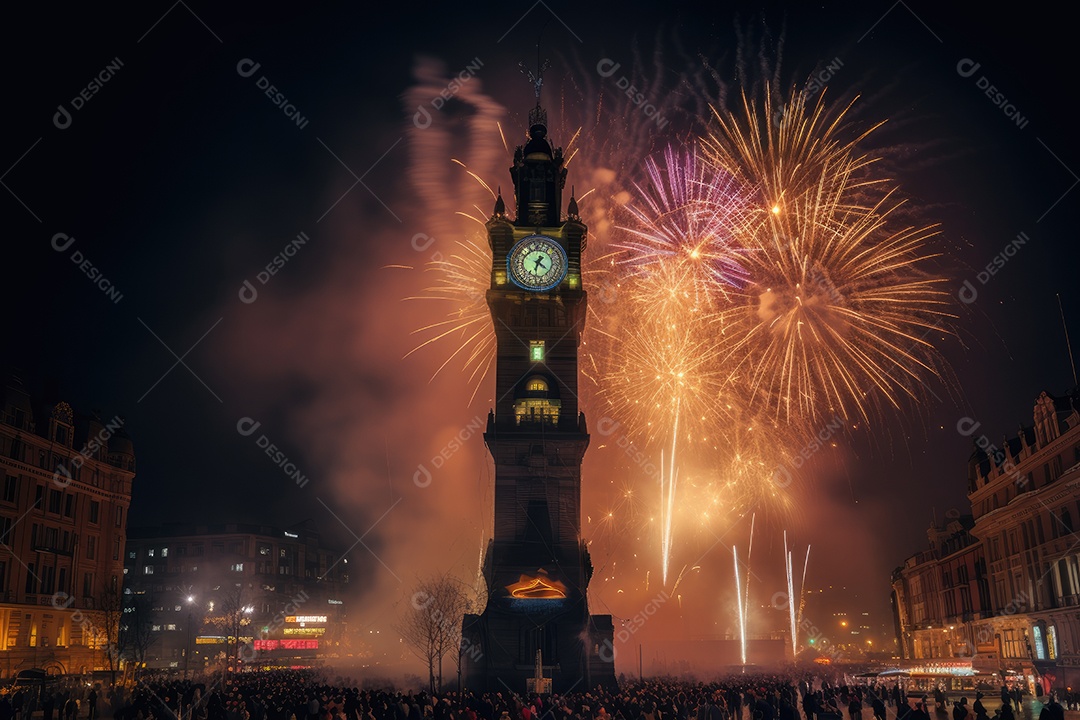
[253,639,319,651]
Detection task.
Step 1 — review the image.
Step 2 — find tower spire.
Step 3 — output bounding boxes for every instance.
[518,36,550,102]
[518,36,550,132]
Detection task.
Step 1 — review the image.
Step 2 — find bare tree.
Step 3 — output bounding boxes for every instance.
[397,575,468,693]
[207,583,251,684]
[99,585,123,685]
[122,593,158,677]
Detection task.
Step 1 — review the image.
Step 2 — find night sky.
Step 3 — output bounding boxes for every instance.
[3,2,1079,671]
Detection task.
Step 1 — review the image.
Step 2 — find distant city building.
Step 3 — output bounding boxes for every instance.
[892,387,1080,692]
[123,521,349,673]
[0,372,135,678]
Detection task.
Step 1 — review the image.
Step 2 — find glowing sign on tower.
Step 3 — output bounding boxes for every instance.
[505,573,567,599]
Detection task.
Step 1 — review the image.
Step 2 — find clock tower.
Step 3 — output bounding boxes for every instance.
[461,99,615,691]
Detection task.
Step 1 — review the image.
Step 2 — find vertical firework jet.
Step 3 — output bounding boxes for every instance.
[796,544,811,640]
[403,51,954,622]
[785,531,798,661]
[589,147,756,583]
[744,513,756,624]
[733,544,747,666]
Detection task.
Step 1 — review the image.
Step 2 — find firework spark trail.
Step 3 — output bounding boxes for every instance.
[702,86,955,428]
[744,513,756,624]
[785,531,798,661]
[796,544,811,636]
[704,88,885,217]
[586,146,763,577]
[670,564,697,595]
[404,235,494,405]
[613,146,754,303]
[733,544,747,666]
[659,435,679,586]
[402,48,955,613]
[589,147,752,448]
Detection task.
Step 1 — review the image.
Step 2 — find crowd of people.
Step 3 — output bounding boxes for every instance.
[1,671,1071,720]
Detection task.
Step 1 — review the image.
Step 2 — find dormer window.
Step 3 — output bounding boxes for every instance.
[50,402,74,448]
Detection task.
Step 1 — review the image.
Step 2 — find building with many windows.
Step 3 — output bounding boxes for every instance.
[892,387,1080,691]
[0,372,135,678]
[123,521,350,673]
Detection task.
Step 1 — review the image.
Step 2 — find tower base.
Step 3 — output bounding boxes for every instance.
[462,609,615,693]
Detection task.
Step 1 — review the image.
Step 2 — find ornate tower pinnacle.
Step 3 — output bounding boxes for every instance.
[519,38,550,137]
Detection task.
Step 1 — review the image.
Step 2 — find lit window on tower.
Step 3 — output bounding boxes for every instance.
[514,399,560,425]
[515,374,559,425]
[529,340,544,362]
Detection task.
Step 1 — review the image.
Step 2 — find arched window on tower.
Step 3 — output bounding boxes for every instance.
[514,375,560,426]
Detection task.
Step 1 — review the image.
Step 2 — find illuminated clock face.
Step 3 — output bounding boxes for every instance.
[508,235,567,292]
